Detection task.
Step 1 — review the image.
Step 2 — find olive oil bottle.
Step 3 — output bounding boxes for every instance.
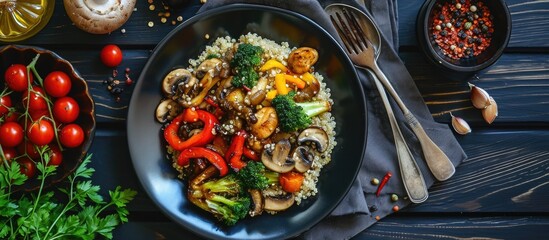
[0,0,54,42]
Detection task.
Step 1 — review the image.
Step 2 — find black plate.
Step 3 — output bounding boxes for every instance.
[127,4,366,240]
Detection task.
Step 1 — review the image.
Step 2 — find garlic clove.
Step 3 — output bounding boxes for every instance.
[482,97,498,124]
[450,113,472,135]
[469,83,491,109]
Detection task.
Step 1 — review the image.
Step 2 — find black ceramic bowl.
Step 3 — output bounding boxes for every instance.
[417,0,511,73]
[0,45,96,191]
[127,4,367,240]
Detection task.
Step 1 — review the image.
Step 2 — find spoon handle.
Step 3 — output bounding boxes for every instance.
[365,67,429,203]
[372,62,456,181]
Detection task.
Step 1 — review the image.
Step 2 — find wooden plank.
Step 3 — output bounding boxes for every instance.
[409,129,549,213]
[110,216,549,239]
[16,1,202,46]
[7,0,547,49]
[400,52,549,125]
[398,0,549,48]
[353,215,549,240]
[90,128,549,213]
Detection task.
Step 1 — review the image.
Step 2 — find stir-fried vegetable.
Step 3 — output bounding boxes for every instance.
[236,161,279,190]
[156,35,336,226]
[272,92,331,132]
[230,43,263,88]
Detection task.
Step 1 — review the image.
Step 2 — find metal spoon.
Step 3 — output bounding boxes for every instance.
[326,3,456,182]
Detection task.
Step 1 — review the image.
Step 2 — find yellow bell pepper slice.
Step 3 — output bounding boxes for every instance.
[283,74,306,89]
[301,72,316,85]
[266,89,278,100]
[259,59,288,72]
[275,74,289,95]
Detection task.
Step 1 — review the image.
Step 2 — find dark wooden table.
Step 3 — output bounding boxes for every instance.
[4,0,548,239]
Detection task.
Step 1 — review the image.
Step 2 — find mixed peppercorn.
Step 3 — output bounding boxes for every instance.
[431,0,494,60]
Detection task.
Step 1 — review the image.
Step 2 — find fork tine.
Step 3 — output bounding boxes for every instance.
[342,9,368,51]
[330,14,356,54]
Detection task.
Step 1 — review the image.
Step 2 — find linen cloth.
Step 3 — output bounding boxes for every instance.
[199,1,467,239]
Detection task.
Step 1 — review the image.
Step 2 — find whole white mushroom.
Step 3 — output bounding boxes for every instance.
[64,0,137,34]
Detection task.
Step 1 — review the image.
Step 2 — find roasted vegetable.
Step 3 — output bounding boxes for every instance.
[272,92,331,132]
[200,175,251,226]
[236,161,279,190]
[230,43,263,88]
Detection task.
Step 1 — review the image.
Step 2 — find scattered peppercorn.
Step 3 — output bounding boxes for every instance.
[392,205,400,212]
[391,194,399,202]
[369,205,378,212]
[375,216,381,221]
[371,178,380,185]
[431,0,494,59]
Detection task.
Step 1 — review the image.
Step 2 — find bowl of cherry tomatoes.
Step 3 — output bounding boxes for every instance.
[0,45,95,191]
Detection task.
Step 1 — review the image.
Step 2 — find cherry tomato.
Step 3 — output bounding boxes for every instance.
[17,141,41,159]
[4,64,32,92]
[279,171,305,193]
[47,145,63,166]
[17,157,36,178]
[59,124,84,148]
[27,119,55,146]
[3,111,20,122]
[1,95,12,116]
[53,96,80,123]
[100,44,123,67]
[0,122,24,147]
[29,109,50,122]
[22,86,48,113]
[1,147,17,162]
[44,71,72,97]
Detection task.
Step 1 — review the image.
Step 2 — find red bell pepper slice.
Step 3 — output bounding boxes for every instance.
[226,129,248,170]
[164,108,218,151]
[178,147,228,177]
[243,147,259,161]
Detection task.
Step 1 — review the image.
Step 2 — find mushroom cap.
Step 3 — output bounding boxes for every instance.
[64,0,137,34]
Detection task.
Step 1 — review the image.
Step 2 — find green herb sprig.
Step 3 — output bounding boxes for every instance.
[0,153,137,240]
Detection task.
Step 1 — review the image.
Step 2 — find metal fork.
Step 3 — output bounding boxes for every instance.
[330,8,429,203]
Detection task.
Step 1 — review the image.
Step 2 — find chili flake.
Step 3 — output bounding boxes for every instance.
[431,0,494,60]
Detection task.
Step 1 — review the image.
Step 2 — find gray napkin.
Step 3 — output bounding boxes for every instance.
[200,1,467,239]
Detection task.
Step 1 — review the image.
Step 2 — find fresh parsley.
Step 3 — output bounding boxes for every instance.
[0,153,136,240]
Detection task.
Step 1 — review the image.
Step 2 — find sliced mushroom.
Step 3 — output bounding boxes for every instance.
[155,99,182,123]
[261,139,294,173]
[196,58,224,79]
[248,189,264,217]
[64,0,137,34]
[162,68,197,97]
[246,77,268,106]
[223,88,257,124]
[294,76,320,102]
[250,107,278,139]
[298,127,329,153]
[287,47,318,74]
[292,146,315,173]
[264,193,295,211]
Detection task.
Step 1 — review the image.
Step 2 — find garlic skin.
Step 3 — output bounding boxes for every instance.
[482,97,498,124]
[469,83,491,109]
[450,113,472,135]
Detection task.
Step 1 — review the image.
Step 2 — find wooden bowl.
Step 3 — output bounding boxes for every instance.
[0,45,96,191]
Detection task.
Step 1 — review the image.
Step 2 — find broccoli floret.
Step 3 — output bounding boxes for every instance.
[199,174,251,226]
[236,161,279,190]
[272,92,331,132]
[206,195,251,226]
[230,43,263,88]
[206,53,220,59]
[201,174,243,195]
